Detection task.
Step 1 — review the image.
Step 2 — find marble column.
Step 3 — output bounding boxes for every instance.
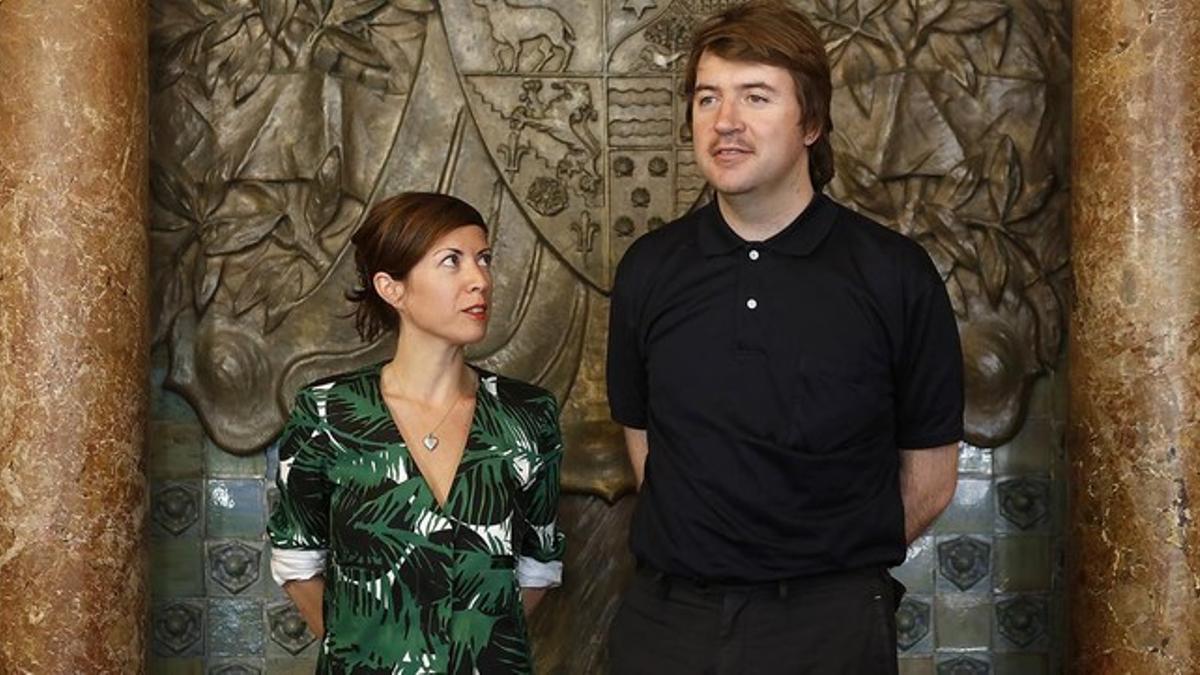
[1069,2,1200,673]
[0,1,149,671]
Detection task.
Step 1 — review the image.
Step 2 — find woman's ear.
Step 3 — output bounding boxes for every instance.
[373,271,404,310]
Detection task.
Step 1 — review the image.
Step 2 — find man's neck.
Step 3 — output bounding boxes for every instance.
[717,183,816,242]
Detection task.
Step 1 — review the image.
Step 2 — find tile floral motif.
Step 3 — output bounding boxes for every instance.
[997,478,1050,530]
[896,598,932,651]
[208,541,263,594]
[938,536,991,591]
[268,601,317,656]
[209,665,262,675]
[153,483,201,536]
[937,655,989,674]
[996,596,1049,648]
[153,601,204,656]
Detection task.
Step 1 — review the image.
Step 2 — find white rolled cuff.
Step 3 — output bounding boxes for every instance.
[270,547,327,587]
[516,557,562,588]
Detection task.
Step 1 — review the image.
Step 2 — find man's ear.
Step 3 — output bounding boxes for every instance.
[373,271,404,309]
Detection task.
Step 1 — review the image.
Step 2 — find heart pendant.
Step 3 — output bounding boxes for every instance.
[422,434,439,451]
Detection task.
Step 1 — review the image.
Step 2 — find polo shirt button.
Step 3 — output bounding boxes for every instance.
[748,249,760,261]
[746,298,758,310]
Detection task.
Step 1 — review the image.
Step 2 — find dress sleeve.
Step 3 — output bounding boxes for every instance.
[515,395,567,588]
[268,387,334,580]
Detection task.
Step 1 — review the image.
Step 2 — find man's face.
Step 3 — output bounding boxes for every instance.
[691,51,815,203]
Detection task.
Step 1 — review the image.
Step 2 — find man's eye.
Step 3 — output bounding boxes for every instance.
[697,95,716,106]
[748,94,768,104]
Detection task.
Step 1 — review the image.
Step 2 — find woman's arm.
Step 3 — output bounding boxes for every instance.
[282,577,326,639]
[521,587,548,617]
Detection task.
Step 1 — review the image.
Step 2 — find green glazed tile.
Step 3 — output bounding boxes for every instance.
[267,657,321,674]
[206,480,266,538]
[207,539,266,597]
[207,438,267,479]
[151,539,205,598]
[208,658,266,673]
[993,652,1048,674]
[265,598,321,659]
[935,654,991,673]
[932,478,994,534]
[207,599,265,658]
[151,480,203,539]
[994,536,1051,592]
[151,381,199,424]
[898,657,934,675]
[995,418,1057,475]
[994,594,1051,651]
[935,594,992,650]
[148,422,205,480]
[894,535,936,594]
[149,658,204,675]
[958,443,993,476]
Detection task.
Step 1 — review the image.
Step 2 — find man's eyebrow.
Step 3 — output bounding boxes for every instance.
[693,81,780,93]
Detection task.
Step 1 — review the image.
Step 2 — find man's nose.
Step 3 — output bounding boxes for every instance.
[714,99,742,133]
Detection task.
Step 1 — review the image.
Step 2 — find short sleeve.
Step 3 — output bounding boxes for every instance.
[607,247,648,428]
[267,387,333,550]
[895,249,965,449]
[515,396,566,585]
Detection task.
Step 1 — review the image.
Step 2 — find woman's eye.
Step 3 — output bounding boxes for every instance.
[478,252,493,267]
[440,254,460,268]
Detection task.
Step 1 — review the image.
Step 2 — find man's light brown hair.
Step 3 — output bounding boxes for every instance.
[683,0,835,191]
[346,192,487,341]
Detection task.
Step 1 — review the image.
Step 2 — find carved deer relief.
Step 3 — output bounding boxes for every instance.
[472,0,576,72]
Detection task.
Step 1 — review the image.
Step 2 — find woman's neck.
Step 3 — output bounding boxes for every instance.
[381,331,473,403]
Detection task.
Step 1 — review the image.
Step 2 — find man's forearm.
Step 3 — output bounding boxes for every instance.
[899,443,959,543]
[623,426,649,490]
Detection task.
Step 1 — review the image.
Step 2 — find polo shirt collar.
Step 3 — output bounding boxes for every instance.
[697,193,837,257]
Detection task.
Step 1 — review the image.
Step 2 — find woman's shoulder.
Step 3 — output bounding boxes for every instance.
[473,367,558,413]
[294,362,382,401]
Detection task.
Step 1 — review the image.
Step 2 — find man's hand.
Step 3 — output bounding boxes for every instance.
[899,443,959,543]
[623,426,649,490]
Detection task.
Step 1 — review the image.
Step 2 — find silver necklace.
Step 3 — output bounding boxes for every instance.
[421,394,465,452]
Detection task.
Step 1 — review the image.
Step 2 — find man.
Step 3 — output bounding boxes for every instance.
[605,2,964,673]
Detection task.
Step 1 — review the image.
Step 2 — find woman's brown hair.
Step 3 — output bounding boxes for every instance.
[682,0,835,191]
[346,192,487,341]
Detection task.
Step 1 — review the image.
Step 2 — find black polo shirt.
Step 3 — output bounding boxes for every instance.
[607,194,964,583]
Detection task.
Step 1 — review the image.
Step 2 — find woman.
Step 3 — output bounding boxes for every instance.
[267,192,565,674]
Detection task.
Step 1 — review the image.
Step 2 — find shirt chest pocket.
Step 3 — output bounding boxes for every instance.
[789,366,893,453]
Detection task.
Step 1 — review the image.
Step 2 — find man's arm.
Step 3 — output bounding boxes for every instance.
[899,442,959,543]
[623,426,649,490]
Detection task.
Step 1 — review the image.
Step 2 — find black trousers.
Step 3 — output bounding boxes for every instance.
[608,566,901,675]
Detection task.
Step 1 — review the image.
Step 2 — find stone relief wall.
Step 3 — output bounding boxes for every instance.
[147,0,1070,672]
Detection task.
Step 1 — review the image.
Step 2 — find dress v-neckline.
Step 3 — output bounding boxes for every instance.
[376,364,486,511]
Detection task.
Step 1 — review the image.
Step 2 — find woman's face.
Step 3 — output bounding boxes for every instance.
[377,224,492,346]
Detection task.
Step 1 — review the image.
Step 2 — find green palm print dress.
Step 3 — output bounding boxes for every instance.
[268,362,565,674]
